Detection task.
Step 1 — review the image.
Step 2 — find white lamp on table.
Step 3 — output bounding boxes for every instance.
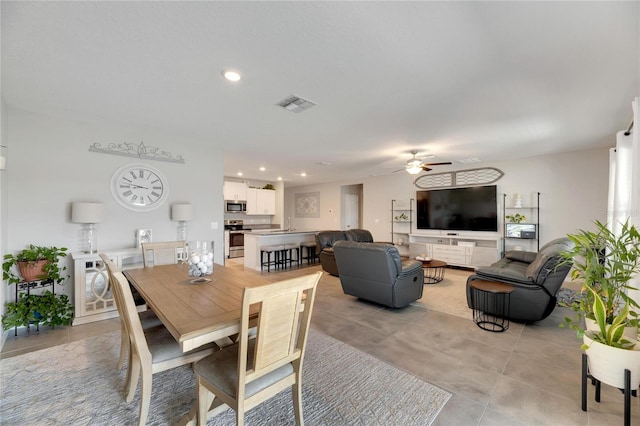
[71,202,106,254]
[171,203,193,242]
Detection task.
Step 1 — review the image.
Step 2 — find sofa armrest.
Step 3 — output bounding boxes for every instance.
[399,260,422,277]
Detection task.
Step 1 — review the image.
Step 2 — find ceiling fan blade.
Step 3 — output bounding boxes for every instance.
[420,166,433,172]
[423,162,452,166]
[392,168,405,173]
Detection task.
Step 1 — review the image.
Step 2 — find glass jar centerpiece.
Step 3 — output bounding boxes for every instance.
[188,241,214,278]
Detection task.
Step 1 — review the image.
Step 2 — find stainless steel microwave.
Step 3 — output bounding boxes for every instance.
[225,201,246,213]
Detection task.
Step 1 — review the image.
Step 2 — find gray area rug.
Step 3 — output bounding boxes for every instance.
[1,328,451,425]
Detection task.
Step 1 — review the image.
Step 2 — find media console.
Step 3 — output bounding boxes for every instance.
[409,233,501,268]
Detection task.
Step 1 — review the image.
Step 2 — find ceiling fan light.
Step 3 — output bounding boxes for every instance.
[406,165,422,174]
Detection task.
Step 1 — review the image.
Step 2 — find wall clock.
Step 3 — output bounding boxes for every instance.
[110,163,169,212]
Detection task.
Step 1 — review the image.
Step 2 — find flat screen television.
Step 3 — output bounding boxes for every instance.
[416,185,498,232]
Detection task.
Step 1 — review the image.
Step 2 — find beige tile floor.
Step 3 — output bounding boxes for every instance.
[2,261,638,425]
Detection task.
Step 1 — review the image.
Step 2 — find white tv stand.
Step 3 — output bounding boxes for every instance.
[409,232,501,268]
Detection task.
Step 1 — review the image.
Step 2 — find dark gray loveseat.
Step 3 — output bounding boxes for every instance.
[466,237,574,322]
[333,240,424,308]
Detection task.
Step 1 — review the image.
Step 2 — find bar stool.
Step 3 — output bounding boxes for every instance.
[283,243,301,268]
[300,241,318,265]
[260,244,284,272]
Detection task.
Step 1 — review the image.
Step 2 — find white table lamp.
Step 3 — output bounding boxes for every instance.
[171,203,193,241]
[72,202,105,254]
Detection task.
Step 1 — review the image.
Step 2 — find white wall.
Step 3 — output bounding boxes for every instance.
[0,99,8,348]
[2,108,225,303]
[284,148,610,245]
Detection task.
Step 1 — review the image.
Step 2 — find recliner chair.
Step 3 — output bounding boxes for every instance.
[315,229,375,276]
[466,237,574,322]
[333,240,424,308]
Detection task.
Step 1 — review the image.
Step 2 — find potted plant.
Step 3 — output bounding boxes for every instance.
[3,244,68,285]
[559,219,640,389]
[559,220,640,332]
[2,245,73,331]
[505,213,526,223]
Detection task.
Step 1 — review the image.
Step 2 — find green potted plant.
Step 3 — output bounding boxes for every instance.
[559,220,640,333]
[3,244,68,285]
[505,213,526,223]
[559,219,640,389]
[2,245,73,331]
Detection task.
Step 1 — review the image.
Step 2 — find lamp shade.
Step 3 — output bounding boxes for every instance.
[171,203,193,221]
[71,202,105,224]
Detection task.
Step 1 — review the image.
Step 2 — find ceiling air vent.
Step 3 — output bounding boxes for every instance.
[276,94,316,113]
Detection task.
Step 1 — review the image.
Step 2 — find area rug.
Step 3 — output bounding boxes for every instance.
[0,329,451,425]
[412,268,475,320]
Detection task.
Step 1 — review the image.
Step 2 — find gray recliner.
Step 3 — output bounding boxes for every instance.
[466,237,574,322]
[333,240,424,308]
[315,229,375,276]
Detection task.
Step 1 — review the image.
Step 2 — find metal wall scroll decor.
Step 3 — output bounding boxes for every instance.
[89,141,185,164]
[414,167,504,189]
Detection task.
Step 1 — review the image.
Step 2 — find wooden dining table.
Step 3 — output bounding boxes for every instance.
[123,262,271,352]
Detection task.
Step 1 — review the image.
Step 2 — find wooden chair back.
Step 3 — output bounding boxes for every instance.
[141,240,186,267]
[110,269,154,367]
[238,271,321,402]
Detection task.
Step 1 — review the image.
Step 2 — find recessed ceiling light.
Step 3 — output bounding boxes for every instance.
[300,172,307,177]
[277,177,282,181]
[237,172,243,176]
[259,167,266,171]
[222,69,241,82]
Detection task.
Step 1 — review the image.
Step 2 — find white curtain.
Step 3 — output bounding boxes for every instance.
[608,97,640,302]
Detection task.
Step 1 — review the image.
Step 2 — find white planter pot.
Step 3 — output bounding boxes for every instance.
[583,335,640,389]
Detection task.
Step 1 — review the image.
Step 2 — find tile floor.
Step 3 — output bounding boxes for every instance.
[1,261,638,425]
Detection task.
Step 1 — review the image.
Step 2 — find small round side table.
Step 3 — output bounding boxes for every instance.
[469,279,515,332]
[419,259,447,284]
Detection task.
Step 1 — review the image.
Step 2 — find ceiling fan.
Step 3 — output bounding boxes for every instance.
[394,150,452,174]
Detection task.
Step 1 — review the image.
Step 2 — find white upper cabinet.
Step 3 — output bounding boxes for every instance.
[246,188,276,215]
[223,181,247,201]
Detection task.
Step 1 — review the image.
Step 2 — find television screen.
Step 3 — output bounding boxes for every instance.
[416,186,498,232]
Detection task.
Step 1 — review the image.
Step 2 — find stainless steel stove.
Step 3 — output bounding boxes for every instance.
[224,219,247,258]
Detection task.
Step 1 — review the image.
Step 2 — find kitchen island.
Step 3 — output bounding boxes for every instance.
[244,230,317,271]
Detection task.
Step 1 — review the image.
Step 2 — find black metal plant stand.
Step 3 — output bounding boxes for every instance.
[13,279,54,337]
[582,353,636,426]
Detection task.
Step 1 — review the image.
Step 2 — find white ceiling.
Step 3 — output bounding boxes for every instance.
[2,2,638,187]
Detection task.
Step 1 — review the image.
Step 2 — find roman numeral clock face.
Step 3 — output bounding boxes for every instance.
[110,164,169,212]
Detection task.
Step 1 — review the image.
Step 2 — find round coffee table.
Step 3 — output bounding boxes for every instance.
[419,259,447,284]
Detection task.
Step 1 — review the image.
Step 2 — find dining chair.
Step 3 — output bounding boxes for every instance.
[194,271,322,426]
[141,240,187,267]
[99,253,163,370]
[110,268,217,426]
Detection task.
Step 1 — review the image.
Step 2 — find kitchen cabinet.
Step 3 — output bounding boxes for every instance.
[223,181,247,201]
[246,188,276,215]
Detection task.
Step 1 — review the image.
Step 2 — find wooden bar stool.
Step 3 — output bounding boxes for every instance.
[300,241,318,265]
[260,244,284,272]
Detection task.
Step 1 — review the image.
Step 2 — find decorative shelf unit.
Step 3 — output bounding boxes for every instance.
[71,248,144,325]
[391,199,413,256]
[502,192,540,256]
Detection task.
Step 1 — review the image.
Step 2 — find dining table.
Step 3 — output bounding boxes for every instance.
[123,262,271,352]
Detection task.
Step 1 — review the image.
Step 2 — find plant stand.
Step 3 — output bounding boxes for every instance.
[582,353,636,426]
[13,279,54,336]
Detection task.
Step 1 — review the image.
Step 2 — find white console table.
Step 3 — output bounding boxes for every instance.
[71,248,143,325]
[409,233,501,268]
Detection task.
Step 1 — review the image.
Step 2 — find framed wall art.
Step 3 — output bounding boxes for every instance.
[295,192,320,218]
